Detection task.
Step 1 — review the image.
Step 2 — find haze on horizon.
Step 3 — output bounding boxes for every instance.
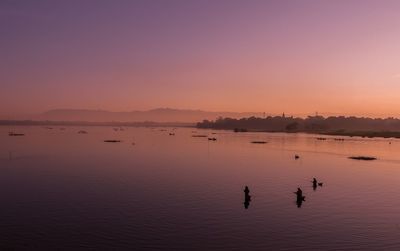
[2,0,400,119]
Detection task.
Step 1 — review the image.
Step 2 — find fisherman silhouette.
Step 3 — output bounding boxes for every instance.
[312,178,318,190]
[295,187,305,208]
[244,186,251,209]
[296,187,302,197]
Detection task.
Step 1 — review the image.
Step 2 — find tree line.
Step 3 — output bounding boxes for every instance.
[197,115,400,133]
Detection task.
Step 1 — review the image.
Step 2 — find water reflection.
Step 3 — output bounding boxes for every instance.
[3,126,400,249]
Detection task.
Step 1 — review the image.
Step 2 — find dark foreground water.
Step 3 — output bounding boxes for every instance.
[1,126,400,250]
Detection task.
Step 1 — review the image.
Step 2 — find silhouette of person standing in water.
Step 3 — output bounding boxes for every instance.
[295,187,305,208]
[312,178,317,190]
[296,187,302,197]
[244,186,251,209]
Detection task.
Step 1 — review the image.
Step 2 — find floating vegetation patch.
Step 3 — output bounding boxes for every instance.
[349,156,377,161]
[8,132,25,136]
[251,141,267,144]
[234,128,248,132]
[104,140,121,143]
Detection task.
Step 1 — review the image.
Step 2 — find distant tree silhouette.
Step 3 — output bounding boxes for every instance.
[285,122,299,131]
[197,115,400,133]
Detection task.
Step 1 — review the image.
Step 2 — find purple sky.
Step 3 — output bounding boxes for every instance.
[2,0,400,118]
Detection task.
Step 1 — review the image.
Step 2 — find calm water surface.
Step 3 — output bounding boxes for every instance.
[1,126,400,250]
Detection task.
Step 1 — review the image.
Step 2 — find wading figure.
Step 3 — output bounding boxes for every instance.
[295,187,305,208]
[312,178,318,190]
[244,186,251,209]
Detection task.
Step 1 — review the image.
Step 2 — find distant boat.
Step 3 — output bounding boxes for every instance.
[208,137,217,141]
[104,140,121,143]
[169,133,175,136]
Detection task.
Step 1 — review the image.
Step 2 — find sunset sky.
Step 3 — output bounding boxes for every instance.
[2,0,400,118]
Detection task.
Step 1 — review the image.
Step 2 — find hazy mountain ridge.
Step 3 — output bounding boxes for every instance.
[34,108,263,123]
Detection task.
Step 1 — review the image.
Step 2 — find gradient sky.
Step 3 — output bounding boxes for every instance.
[2,0,400,118]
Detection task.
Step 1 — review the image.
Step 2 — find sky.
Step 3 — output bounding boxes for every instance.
[1,0,400,118]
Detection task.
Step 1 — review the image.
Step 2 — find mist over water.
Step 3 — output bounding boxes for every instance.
[1,126,400,250]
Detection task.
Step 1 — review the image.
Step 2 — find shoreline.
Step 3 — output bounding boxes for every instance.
[196,127,400,139]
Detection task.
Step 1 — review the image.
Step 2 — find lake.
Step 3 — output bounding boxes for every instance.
[1,126,400,250]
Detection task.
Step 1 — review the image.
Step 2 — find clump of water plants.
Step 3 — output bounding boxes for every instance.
[234,128,248,132]
[251,141,267,144]
[349,156,377,161]
[8,132,25,136]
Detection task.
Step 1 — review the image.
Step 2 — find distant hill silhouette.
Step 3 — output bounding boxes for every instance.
[197,116,400,134]
[33,108,262,123]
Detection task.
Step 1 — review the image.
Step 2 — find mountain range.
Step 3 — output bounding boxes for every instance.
[32,108,263,123]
